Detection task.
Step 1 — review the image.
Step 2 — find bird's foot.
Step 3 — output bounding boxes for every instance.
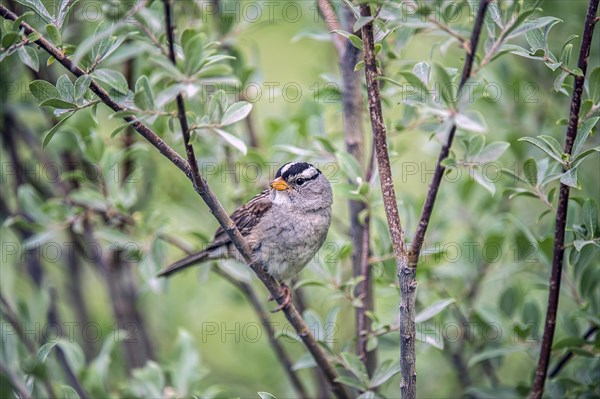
[269,282,292,312]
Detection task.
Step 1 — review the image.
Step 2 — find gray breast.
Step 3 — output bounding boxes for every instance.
[252,207,331,281]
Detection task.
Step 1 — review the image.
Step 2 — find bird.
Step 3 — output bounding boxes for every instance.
[157,161,333,310]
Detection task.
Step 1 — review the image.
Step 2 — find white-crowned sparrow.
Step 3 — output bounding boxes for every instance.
[158,162,333,309]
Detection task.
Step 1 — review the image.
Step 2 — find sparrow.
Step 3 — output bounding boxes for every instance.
[158,162,333,310]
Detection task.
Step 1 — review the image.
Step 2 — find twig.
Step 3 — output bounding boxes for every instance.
[407,0,489,268]
[425,15,470,52]
[549,325,598,378]
[530,1,600,397]
[317,0,344,57]
[359,3,413,397]
[160,235,309,398]
[318,0,376,376]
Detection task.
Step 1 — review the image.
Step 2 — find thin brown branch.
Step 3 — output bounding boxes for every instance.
[359,3,413,397]
[322,2,377,377]
[425,15,470,52]
[317,0,345,57]
[407,0,490,268]
[530,1,600,397]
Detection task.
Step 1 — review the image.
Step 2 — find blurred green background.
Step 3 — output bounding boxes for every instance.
[1,0,599,398]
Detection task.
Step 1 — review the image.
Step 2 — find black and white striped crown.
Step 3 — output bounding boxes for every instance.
[275,162,321,181]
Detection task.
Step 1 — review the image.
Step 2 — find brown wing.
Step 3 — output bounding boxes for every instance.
[207,189,272,250]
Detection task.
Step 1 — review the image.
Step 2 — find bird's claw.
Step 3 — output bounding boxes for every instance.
[270,283,292,312]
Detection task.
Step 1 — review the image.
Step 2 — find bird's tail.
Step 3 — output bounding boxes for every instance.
[157,250,211,278]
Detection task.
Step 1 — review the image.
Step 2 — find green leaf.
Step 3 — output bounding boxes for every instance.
[413,61,430,85]
[523,158,538,185]
[468,346,525,367]
[354,60,365,71]
[398,71,429,99]
[46,23,61,44]
[74,75,92,101]
[507,16,561,40]
[183,32,205,75]
[211,128,247,154]
[60,385,80,399]
[341,352,369,385]
[582,199,599,238]
[553,337,587,350]
[370,359,401,388]
[18,46,39,72]
[42,111,75,148]
[56,74,75,103]
[258,392,277,399]
[573,117,599,158]
[332,30,363,50]
[560,43,572,65]
[357,391,375,399]
[27,32,41,42]
[2,32,20,49]
[518,137,563,163]
[37,341,58,363]
[353,16,373,31]
[554,71,570,95]
[334,375,368,390]
[538,135,564,158]
[499,285,521,317]
[16,0,53,23]
[503,8,537,38]
[40,98,78,109]
[291,353,316,371]
[11,10,34,30]
[30,80,60,103]
[472,142,510,163]
[455,113,487,133]
[134,75,155,110]
[467,135,485,158]
[168,329,203,395]
[434,63,455,106]
[589,67,600,104]
[336,151,362,182]
[415,299,455,323]
[348,34,363,50]
[560,168,578,188]
[525,28,545,53]
[91,69,129,94]
[473,169,496,195]
[221,101,252,126]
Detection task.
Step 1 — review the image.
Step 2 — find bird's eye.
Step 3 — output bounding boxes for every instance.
[296,178,305,186]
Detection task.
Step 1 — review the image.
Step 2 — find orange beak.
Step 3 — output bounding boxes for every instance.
[270,177,289,191]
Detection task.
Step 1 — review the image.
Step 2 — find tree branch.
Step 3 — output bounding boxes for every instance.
[0,5,350,398]
[317,0,344,57]
[407,0,490,268]
[530,1,600,397]
[359,3,413,397]
[318,0,377,377]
